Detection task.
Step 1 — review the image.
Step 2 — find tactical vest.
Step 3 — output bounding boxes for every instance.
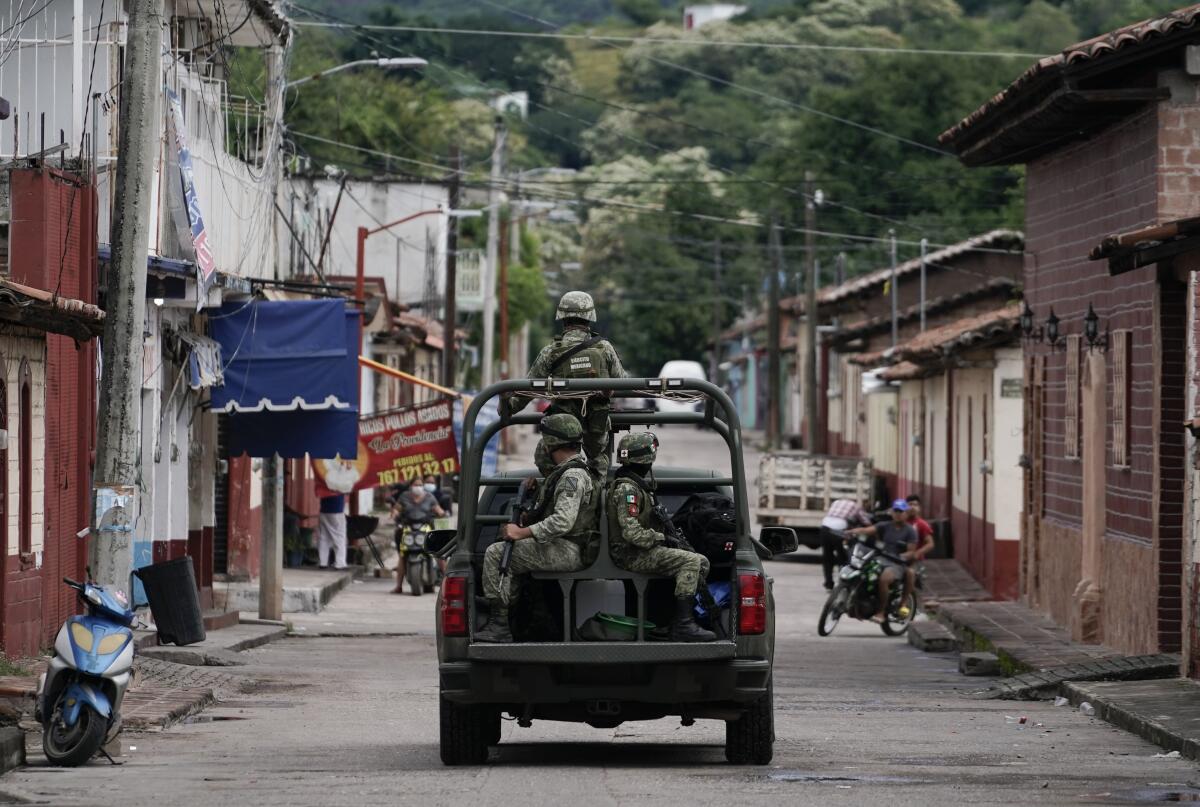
[607,469,658,555]
[531,455,601,560]
[544,330,612,380]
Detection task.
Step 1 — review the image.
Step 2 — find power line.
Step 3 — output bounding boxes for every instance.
[287,20,1043,60]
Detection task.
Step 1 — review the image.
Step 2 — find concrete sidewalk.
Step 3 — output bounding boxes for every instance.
[934,600,1179,699]
[1061,677,1200,761]
[288,575,436,637]
[211,567,359,614]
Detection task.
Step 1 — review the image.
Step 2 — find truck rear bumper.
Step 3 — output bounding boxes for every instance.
[439,656,770,707]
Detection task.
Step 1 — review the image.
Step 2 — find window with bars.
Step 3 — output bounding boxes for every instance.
[1112,330,1131,467]
[1065,336,1081,459]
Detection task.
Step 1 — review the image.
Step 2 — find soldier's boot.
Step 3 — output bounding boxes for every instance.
[475,602,513,643]
[670,597,716,642]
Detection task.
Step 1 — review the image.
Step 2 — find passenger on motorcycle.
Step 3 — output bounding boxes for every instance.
[390,481,446,594]
[848,499,917,622]
[904,495,937,562]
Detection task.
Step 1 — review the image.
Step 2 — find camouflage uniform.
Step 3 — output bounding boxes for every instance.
[608,476,709,598]
[482,454,598,604]
[513,292,628,476]
[607,432,715,642]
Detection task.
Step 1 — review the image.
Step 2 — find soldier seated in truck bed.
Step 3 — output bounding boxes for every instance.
[475,413,600,643]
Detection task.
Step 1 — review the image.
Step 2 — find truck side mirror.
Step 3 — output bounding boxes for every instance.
[426,529,457,556]
[759,526,798,556]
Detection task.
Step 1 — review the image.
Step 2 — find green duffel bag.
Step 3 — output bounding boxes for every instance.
[578,612,655,641]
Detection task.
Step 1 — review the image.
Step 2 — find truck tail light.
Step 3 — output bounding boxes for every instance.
[738,572,767,635]
[440,575,469,637]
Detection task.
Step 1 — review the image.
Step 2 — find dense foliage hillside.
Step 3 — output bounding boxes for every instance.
[279,0,1184,373]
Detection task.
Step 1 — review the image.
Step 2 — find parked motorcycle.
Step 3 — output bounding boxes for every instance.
[36,577,135,766]
[399,521,438,597]
[817,532,917,637]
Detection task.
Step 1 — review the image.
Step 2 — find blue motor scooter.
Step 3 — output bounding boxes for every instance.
[36,577,135,766]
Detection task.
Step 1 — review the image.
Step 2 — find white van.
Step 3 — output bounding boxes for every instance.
[655,360,707,414]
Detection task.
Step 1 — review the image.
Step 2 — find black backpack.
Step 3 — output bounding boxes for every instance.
[671,493,737,563]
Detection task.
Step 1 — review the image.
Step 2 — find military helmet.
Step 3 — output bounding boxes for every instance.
[539,413,584,450]
[617,432,659,465]
[556,290,596,322]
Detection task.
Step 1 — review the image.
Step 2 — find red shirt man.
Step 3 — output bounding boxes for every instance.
[905,495,936,561]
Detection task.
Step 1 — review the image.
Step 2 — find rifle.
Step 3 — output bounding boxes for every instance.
[500,477,539,576]
[651,501,695,552]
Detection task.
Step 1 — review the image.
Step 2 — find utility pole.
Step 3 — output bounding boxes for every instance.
[804,171,819,455]
[919,237,928,332]
[442,146,461,388]
[481,119,506,388]
[767,220,783,450]
[836,251,846,287]
[709,238,722,382]
[91,0,162,592]
[889,229,899,348]
[259,44,286,621]
[499,213,510,380]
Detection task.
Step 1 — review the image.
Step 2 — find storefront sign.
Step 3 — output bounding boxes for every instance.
[1000,378,1023,398]
[313,400,459,496]
[166,87,217,309]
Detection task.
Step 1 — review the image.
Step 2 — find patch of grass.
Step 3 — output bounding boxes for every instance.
[0,656,33,677]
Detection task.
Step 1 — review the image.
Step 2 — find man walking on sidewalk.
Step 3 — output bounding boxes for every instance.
[317,494,348,570]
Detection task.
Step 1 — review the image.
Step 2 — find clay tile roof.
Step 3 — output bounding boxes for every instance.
[892,303,1020,363]
[940,4,1200,164]
[848,304,1020,371]
[879,361,925,381]
[818,230,1023,306]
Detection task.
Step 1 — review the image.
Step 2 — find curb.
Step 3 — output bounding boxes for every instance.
[226,626,288,652]
[1061,680,1200,760]
[123,686,216,730]
[0,727,23,774]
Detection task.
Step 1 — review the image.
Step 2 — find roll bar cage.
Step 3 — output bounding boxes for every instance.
[458,377,750,540]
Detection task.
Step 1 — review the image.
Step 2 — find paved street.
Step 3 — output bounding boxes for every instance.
[2,429,1195,806]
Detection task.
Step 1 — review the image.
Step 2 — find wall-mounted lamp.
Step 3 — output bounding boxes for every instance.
[1020,300,1043,342]
[1045,308,1062,348]
[1083,303,1109,352]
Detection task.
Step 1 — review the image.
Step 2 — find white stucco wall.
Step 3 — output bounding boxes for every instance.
[992,347,1024,542]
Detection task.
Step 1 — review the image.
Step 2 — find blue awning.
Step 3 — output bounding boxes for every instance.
[209,299,360,459]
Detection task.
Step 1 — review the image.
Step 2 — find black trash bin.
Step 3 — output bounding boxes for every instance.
[134,557,206,646]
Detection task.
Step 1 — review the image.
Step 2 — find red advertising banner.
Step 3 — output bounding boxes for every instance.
[312,400,459,497]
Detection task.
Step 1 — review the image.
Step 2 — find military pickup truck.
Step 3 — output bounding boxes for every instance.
[433,378,797,766]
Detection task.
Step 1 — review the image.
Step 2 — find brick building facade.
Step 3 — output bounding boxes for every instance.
[941,5,1200,656]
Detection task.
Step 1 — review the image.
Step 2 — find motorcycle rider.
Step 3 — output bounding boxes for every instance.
[848,499,918,622]
[607,432,715,642]
[390,479,446,594]
[819,498,873,590]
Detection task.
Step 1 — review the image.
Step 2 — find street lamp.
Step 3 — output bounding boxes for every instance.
[355,206,481,305]
[285,57,428,90]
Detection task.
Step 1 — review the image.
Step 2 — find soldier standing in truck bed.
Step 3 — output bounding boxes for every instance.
[510,291,629,476]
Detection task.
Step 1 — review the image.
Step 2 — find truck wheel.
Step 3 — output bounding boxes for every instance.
[439,693,488,766]
[725,676,774,765]
[484,708,502,746]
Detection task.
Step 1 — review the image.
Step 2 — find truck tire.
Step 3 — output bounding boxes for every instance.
[484,708,502,746]
[724,676,773,765]
[439,692,488,766]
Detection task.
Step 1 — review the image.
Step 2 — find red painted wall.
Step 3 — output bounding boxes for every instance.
[4,167,96,657]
